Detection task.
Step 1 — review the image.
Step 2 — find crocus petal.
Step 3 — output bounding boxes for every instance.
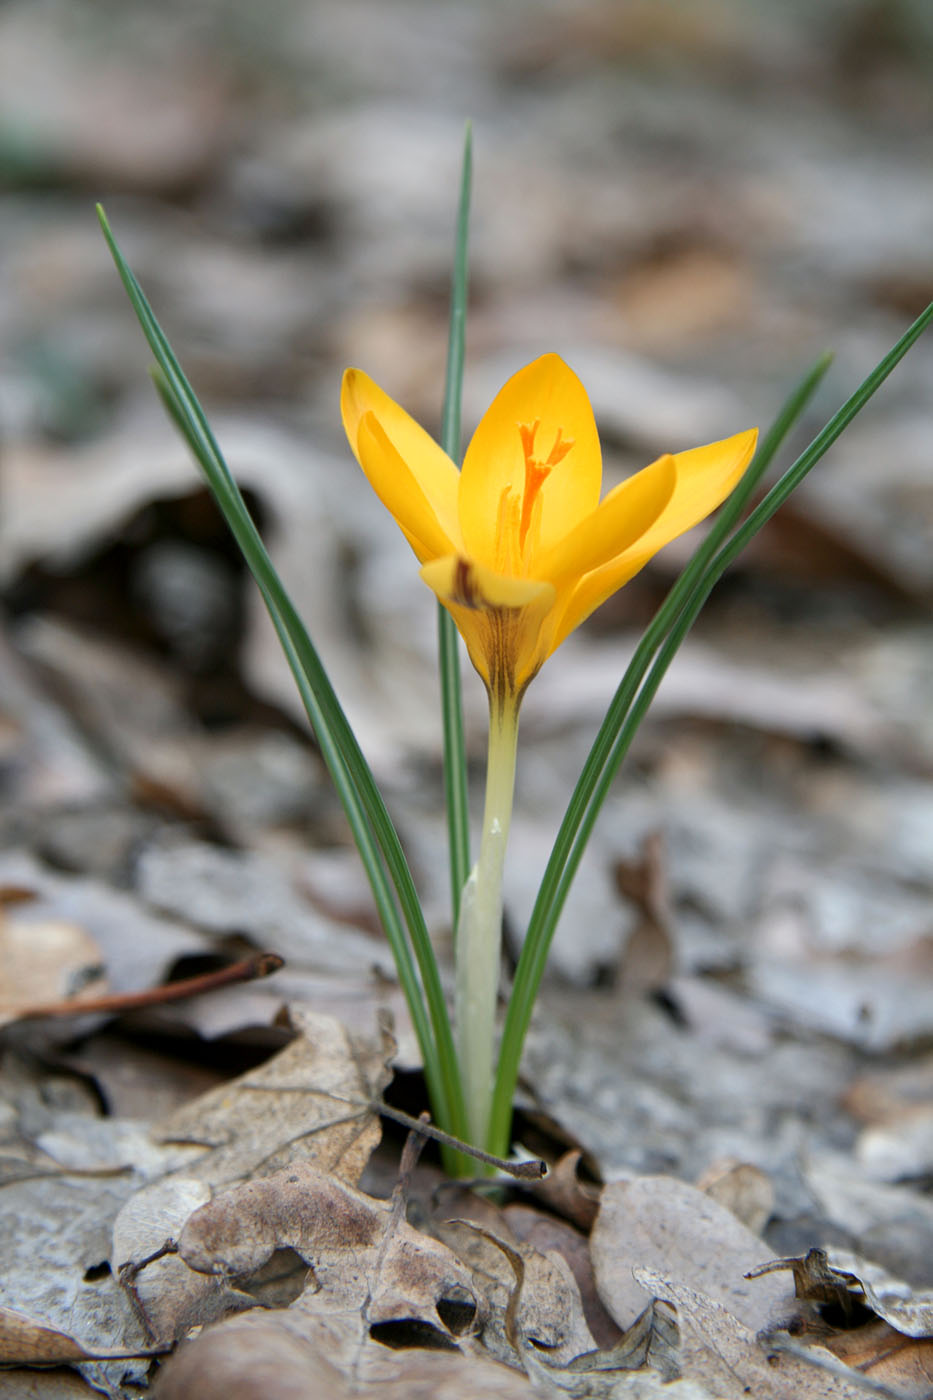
[341,369,462,549]
[551,427,758,650]
[533,453,677,590]
[421,554,555,696]
[458,354,602,566]
[356,413,457,563]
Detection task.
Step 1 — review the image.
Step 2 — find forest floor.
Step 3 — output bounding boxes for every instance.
[2,1,933,1395]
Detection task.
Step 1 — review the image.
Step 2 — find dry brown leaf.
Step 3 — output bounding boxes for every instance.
[176,1160,477,1335]
[153,1314,351,1400]
[635,1270,874,1400]
[829,1320,933,1400]
[113,1175,249,1346]
[152,1006,391,1189]
[0,1303,159,1367]
[590,1175,797,1333]
[522,1150,601,1233]
[613,831,675,997]
[470,1226,686,1397]
[153,1306,537,1399]
[113,1010,392,1343]
[504,1202,621,1349]
[525,1302,682,1392]
[438,1216,595,1368]
[752,1247,933,1339]
[695,1158,775,1235]
[0,911,107,1027]
[149,1162,505,1395]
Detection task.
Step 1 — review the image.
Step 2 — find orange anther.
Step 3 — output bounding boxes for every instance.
[515,421,573,553]
[545,428,574,468]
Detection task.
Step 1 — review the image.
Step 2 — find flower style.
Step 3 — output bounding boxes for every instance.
[342,353,757,706]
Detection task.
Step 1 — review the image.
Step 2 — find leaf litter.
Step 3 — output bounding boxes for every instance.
[4,1,933,1396]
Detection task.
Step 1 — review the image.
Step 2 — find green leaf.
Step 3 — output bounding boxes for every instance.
[438,122,473,930]
[489,294,933,1155]
[97,205,467,1142]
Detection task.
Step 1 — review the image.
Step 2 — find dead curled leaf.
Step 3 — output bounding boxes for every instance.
[437,1217,595,1368]
[504,1202,621,1348]
[750,1247,933,1339]
[149,1161,517,1397]
[469,1224,685,1396]
[176,1159,478,1337]
[0,1371,100,1399]
[613,830,675,997]
[521,1150,601,1233]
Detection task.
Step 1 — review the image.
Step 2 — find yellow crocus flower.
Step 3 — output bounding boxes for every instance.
[342,353,757,707]
[343,350,757,1147]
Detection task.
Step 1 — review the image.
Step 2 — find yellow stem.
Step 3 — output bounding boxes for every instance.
[455,692,520,1151]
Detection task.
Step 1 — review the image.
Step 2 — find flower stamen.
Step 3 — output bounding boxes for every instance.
[517,420,574,554]
[494,485,522,575]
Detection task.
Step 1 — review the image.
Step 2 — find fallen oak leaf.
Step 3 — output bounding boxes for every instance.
[0,1372,101,1398]
[473,1225,685,1396]
[504,1201,621,1348]
[115,1177,254,1347]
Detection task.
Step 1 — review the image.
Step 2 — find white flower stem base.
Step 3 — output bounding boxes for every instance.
[455,694,520,1151]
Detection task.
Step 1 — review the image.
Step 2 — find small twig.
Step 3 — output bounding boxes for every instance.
[119,1240,180,1341]
[240,1081,548,1180]
[13,952,284,1021]
[371,1100,547,1180]
[397,1111,432,1185]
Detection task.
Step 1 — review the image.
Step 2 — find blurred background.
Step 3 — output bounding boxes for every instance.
[2,0,933,1065]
